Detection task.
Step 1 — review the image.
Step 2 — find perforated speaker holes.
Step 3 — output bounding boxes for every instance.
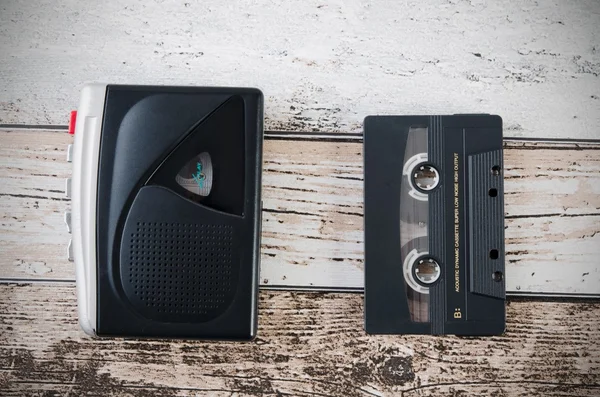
[128,222,233,315]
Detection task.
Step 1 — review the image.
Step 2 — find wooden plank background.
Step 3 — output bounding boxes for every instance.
[0,0,599,140]
[1,0,600,395]
[1,128,599,295]
[2,283,600,396]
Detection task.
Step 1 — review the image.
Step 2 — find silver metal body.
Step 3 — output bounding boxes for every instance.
[71,83,107,336]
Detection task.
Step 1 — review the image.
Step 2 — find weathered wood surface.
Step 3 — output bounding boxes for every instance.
[2,1,600,395]
[1,0,600,140]
[0,283,599,396]
[1,128,599,295]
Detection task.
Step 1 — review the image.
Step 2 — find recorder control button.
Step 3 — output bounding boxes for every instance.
[66,144,73,162]
[67,239,74,261]
[64,211,72,233]
[65,178,72,198]
[68,111,77,135]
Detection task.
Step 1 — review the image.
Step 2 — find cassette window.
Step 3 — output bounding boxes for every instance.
[400,126,436,323]
[177,152,213,197]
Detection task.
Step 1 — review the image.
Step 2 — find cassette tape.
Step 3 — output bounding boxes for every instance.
[363,115,505,335]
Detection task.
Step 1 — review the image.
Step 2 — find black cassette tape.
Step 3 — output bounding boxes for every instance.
[363,115,505,335]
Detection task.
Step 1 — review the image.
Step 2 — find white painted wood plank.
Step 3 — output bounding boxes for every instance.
[1,128,599,296]
[1,0,599,139]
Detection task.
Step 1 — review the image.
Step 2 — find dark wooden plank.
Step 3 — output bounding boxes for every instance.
[0,283,599,396]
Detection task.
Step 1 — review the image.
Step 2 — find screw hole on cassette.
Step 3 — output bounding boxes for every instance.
[492,271,503,282]
[412,164,440,192]
[491,165,501,176]
[489,249,499,259]
[488,188,498,197]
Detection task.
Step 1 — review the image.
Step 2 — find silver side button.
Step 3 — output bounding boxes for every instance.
[65,178,72,198]
[67,144,73,162]
[64,211,72,233]
[67,239,74,261]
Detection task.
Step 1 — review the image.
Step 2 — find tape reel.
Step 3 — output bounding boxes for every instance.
[403,248,441,295]
[403,152,441,202]
[403,153,429,201]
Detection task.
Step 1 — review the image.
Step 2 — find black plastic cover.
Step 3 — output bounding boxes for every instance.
[96,85,263,340]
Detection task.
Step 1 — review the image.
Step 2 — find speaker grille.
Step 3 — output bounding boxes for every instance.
[127,222,234,316]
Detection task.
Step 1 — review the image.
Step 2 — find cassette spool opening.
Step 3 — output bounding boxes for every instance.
[413,257,441,286]
[412,164,440,192]
[403,248,442,294]
[402,151,440,201]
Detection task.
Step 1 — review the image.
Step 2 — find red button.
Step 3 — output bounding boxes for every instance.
[68,110,77,135]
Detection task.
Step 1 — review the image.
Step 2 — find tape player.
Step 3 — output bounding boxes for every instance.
[67,84,263,340]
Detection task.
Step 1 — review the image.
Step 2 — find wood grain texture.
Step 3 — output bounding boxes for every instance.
[1,0,599,139]
[0,283,599,396]
[1,128,599,295]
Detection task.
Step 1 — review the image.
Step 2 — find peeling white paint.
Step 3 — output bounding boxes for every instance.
[14,259,53,275]
[0,0,599,138]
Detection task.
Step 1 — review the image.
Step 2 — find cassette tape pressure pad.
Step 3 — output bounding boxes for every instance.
[364,115,505,335]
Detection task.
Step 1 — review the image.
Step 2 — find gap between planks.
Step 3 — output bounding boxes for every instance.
[2,124,600,144]
[0,128,599,296]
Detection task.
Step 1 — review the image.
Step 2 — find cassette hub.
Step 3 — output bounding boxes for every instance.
[412,163,440,192]
[413,257,441,286]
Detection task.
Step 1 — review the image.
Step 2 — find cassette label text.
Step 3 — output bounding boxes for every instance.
[453,153,460,293]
